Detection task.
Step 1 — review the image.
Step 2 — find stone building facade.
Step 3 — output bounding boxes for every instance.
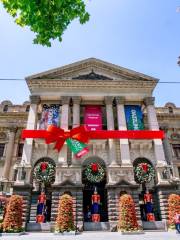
[0,58,180,230]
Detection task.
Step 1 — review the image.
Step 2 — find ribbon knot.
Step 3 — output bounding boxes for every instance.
[45,125,89,151]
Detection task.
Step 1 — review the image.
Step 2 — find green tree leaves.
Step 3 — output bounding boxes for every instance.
[1,0,90,46]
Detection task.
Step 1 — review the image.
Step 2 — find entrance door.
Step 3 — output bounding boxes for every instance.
[83,182,108,222]
[44,185,52,222]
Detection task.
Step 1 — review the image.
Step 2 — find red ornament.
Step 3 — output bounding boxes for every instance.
[91,163,99,172]
[40,162,48,171]
[141,163,148,172]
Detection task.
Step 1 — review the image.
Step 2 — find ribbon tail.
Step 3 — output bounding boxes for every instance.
[54,139,65,152]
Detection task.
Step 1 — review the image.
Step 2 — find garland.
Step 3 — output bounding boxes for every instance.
[134,162,155,184]
[85,163,105,183]
[33,161,55,184]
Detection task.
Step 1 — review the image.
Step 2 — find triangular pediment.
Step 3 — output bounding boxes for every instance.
[26,58,158,82]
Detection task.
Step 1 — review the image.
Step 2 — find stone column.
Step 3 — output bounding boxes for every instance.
[115,97,131,166]
[104,96,117,166]
[3,127,17,180]
[58,96,70,166]
[71,96,81,166]
[144,97,166,166]
[72,97,81,128]
[15,95,40,185]
[161,126,177,179]
[22,95,40,165]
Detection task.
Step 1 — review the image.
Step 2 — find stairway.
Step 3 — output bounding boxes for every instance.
[84,222,110,231]
[27,193,53,232]
[29,194,39,222]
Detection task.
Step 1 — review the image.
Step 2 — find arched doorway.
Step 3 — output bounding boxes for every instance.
[31,157,56,222]
[82,156,108,223]
[133,158,159,221]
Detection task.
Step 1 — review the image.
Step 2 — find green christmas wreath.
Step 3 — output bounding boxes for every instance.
[33,161,55,184]
[85,163,105,183]
[134,162,155,184]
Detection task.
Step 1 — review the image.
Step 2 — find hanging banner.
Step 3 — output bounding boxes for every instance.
[84,106,102,131]
[39,104,60,129]
[125,105,144,130]
[66,139,89,158]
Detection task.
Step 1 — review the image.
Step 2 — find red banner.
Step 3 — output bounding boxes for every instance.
[84,106,102,131]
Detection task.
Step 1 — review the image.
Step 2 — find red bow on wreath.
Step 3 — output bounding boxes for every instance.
[141,163,148,172]
[40,162,48,171]
[91,163,99,172]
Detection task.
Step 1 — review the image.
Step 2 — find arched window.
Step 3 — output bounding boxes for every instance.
[3,105,8,112]
[168,107,173,114]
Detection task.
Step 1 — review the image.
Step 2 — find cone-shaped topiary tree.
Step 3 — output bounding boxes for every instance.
[55,194,75,233]
[168,194,180,229]
[3,195,23,233]
[118,194,139,232]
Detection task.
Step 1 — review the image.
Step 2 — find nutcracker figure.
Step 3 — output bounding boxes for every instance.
[36,191,46,223]
[144,190,155,221]
[91,187,100,222]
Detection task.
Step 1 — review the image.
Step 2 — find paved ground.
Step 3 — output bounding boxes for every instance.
[0,231,179,240]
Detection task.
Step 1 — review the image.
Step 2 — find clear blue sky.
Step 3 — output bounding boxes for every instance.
[0,0,180,106]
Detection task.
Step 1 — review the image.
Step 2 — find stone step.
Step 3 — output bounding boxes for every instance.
[83,222,110,231]
[142,221,167,231]
[26,223,54,232]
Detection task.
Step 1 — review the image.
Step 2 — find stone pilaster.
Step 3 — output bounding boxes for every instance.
[15,96,40,185]
[115,97,131,166]
[58,96,70,166]
[104,96,117,166]
[2,127,17,180]
[144,97,167,184]
[71,97,81,166]
[72,96,81,128]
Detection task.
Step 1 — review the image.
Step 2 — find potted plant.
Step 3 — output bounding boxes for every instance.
[118,194,142,234]
[2,195,24,235]
[168,194,180,230]
[55,193,75,234]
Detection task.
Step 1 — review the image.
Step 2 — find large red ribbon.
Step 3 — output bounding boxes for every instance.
[21,125,164,152]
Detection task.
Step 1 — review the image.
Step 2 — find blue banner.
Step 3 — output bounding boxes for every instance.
[125,105,144,130]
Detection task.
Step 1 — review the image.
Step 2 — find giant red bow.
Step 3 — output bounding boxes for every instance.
[22,125,89,152]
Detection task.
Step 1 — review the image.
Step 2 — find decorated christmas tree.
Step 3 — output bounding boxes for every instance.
[168,194,180,229]
[55,194,75,233]
[118,194,139,232]
[3,195,23,233]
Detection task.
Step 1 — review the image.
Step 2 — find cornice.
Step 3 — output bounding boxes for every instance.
[28,79,157,93]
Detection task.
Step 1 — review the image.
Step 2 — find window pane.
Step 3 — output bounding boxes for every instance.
[0,144,5,157]
[17,143,24,157]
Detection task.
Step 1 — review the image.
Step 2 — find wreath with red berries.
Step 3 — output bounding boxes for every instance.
[33,161,55,184]
[85,163,105,183]
[134,162,155,184]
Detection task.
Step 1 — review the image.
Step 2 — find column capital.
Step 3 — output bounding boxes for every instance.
[61,96,71,105]
[30,95,40,104]
[71,96,81,105]
[160,125,168,132]
[144,97,155,106]
[9,126,17,133]
[115,96,125,105]
[104,96,114,105]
